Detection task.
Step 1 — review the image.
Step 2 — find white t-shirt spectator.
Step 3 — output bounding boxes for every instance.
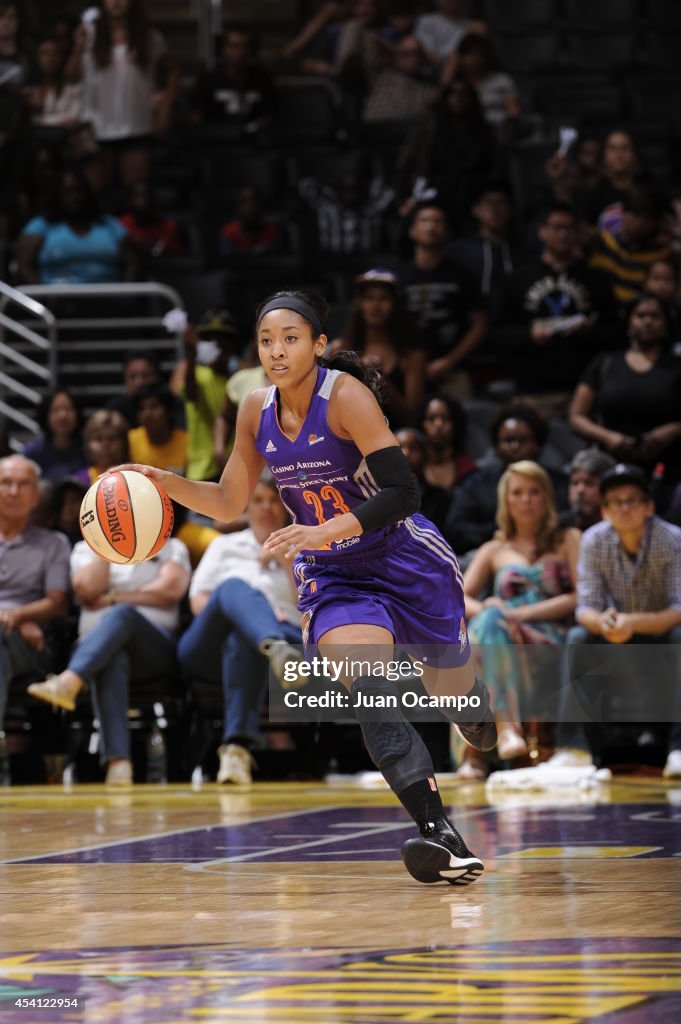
[476,72,517,129]
[190,528,300,626]
[81,21,166,140]
[415,14,468,60]
[72,537,191,636]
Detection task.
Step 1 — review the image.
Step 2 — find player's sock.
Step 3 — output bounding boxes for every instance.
[397,777,446,826]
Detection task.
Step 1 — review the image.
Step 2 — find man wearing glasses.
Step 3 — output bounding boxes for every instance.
[549,463,681,778]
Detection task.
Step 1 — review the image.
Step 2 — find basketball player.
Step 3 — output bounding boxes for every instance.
[117,290,497,885]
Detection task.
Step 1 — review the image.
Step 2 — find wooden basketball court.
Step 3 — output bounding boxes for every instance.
[1,777,680,1022]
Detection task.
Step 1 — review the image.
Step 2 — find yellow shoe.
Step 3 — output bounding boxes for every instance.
[28,676,77,712]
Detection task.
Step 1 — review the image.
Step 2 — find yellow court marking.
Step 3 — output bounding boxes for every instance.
[501,845,661,858]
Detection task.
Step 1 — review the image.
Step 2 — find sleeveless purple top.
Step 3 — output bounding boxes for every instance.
[255,365,404,555]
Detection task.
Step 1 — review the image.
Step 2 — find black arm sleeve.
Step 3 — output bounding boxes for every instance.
[352,446,421,534]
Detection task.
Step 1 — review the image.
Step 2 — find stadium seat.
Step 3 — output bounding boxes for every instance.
[199,150,284,204]
[564,0,640,28]
[508,142,559,217]
[645,31,681,71]
[532,73,624,121]
[564,30,638,71]
[275,76,346,144]
[628,75,681,134]
[481,0,559,30]
[494,31,562,74]
[648,0,681,30]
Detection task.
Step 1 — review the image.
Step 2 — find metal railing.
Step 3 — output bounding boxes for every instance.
[0,282,57,440]
[0,282,186,446]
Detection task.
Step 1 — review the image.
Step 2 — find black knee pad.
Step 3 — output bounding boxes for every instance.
[351,676,411,769]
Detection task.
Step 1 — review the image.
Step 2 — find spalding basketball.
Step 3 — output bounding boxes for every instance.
[79,470,174,564]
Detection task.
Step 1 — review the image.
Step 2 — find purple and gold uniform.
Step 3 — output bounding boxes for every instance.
[255,365,469,661]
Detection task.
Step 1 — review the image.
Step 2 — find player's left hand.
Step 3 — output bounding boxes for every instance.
[264,523,333,559]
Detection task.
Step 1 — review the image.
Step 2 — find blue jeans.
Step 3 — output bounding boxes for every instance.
[557,625,681,755]
[177,579,301,743]
[70,605,177,763]
[0,631,53,730]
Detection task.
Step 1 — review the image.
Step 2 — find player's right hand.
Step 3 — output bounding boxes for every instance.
[105,463,170,485]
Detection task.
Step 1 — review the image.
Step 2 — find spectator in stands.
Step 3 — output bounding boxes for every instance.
[395,426,448,531]
[459,461,580,776]
[67,0,179,189]
[569,294,681,501]
[330,268,425,426]
[642,258,681,346]
[15,142,61,226]
[560,449,616,532]
[29,522,191,786]
[83,408,129,484]
[362,35,437,123]
[495,203,617,393]
[447,180,517,310]
[22,390,87,484]
[50,478,88,548]
[415,0,486,67]
[118,180,183,258]
[283,0,393,90]
[213,350,268,486]
[397,75,495,231]
[544,135,603,222]
[0,3,29,202]
[551,463,681,779]
[397,202,487,397]
[219,186,282,257]
[128,384,187,475]
[22,35,83,131]
[590,187,671,311]
[107,350,184,429]
[454,33,520,141]
[0,455,70,745]
[192,23,275,137]
[444,402,569,555]
[585,130,645,230]
[16,167,139,284]
[395,395,476,532]
[178,476,302,785]
[421,393,476,492]
[299,168,394,257]
[170,310,242,481]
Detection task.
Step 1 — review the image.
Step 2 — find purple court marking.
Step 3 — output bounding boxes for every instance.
[10,802,681,865]
[1,938,681,1024]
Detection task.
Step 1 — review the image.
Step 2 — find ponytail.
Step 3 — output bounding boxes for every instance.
[319,350,385,405]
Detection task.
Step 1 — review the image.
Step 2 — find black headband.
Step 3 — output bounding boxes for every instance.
[256,296,325,336]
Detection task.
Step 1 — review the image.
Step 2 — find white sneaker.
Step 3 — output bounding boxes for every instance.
[217,743,254,785]
[545,747,594,768]
[105,759,133,786]
[663,749,681,779]
[497,727,529,760]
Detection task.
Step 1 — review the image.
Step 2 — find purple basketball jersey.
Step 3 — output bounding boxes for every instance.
[255,365,399,555]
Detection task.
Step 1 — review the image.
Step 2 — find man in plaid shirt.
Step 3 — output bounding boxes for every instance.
[550,463,681,778]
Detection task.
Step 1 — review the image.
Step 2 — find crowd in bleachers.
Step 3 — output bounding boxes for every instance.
[1,0,681,785]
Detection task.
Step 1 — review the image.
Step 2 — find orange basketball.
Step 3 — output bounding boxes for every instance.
[79,470,174,564]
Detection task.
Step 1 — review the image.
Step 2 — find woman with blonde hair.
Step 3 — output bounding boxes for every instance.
[83,408,130,483]
[459,460,580,777]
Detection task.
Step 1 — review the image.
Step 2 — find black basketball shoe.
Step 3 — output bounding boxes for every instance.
[401,817,484,886]
[455,680,497,752]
